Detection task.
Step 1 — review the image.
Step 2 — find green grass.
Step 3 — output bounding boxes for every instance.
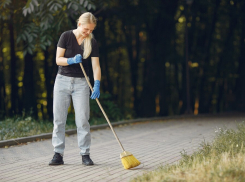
[0,114,118,141]
[131,122,245,182]
[0,93,126,141]
[0,116,74,141]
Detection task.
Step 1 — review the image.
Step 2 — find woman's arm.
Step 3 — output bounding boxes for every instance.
[56,47,69,66]
[91,57,101,81]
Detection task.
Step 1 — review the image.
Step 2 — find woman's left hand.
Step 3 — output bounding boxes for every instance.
[91,80,100,99]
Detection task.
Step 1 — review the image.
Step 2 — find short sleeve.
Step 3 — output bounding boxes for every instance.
[90,38,99,57]
[57,32,67,49]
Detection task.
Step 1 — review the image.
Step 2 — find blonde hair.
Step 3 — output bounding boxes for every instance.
[77,12,97,59]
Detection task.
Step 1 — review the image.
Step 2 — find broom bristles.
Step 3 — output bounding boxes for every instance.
[121,155,141,169]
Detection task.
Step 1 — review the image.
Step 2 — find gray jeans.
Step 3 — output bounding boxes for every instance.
[52,74,91,156]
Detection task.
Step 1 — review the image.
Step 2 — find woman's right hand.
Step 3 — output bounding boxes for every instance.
[67,54,82,65]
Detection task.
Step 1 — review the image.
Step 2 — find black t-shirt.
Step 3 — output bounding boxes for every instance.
[57,30,99,77]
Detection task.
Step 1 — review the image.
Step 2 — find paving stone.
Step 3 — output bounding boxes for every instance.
[0,114,244,182]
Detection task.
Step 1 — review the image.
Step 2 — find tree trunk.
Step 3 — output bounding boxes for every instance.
[198,0,221,113]
[158,1,178,116]
[234,1,245,111]
[140,22,158,117]
[96,15,113,95]
[207,2,237,113]
[216,80,224,112]
[123,24,141,116]
[23,52,37,117]
[9,12,18,116]
[0,19,6,118]
[44,49,53,119]
[140,48,157,117]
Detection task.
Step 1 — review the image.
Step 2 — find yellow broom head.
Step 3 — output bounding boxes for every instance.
[120,151,141,169]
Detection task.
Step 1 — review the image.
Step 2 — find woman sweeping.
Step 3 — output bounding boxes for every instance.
[49,12,101,166]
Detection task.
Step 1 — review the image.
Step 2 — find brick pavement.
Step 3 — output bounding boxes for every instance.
[0,114,244,182]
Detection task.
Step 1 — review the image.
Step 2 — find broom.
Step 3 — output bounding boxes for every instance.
[79,63,140,169]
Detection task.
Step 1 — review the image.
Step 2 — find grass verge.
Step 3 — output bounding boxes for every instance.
[0,116,73,141]
[0,114,115,141]
[131,122,245,182]
[0,93,126,141]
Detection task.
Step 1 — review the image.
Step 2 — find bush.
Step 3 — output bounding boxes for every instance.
[90,93,123,125]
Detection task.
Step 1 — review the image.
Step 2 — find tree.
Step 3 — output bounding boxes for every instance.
[234,0,245,111]
[18,0,96,118]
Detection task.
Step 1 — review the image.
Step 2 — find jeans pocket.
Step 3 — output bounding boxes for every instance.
[57,74,63,79]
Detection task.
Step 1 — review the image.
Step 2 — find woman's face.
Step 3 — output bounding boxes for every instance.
[78,23,95,38]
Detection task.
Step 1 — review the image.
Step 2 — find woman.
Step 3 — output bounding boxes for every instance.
[49,12,101,166]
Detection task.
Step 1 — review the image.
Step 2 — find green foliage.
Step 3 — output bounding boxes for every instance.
[90,93,123,123]
[65,93,124,126]
[1,0,245,119]
[0,93,123,140]
[18,0,96,54]
[16,22,39,55]
[0,0,11,20]
[0,117,50,140]
[0,116,77,140]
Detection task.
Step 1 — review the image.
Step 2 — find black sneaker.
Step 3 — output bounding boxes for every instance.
[49,152,64,165]
[82,155,94,166]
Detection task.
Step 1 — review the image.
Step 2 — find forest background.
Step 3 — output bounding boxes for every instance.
[0,0,244,122]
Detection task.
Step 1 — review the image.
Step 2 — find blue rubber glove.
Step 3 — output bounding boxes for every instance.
[67,54,82,65]
[91,80,100,99]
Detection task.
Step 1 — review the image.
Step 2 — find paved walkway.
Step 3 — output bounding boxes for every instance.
[0,114,244,182]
